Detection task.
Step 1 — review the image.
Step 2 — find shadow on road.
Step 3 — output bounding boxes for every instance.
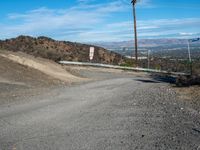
[135,74,176,84]
[150,74,176,84]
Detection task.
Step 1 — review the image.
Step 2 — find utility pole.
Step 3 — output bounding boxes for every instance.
[187,38,200,75]
[132,0,138,66]
[147,50,150,69]
[187,40,192,75]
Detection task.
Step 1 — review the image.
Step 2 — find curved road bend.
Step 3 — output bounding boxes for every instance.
[0,72,200,149]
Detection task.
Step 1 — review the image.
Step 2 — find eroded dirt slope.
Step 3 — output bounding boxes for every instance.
[0,50,84,104]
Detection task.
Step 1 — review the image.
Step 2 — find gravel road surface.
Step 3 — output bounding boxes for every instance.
[0,70,200,150]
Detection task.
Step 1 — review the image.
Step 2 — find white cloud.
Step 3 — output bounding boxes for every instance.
[0,1,199,42]
[179,32,195,36]
[137,0,154,7]
[1,1,126,37]
[0,1,131,41]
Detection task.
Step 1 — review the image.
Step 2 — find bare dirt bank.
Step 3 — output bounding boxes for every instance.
[0,50,85,105]
[0,50,83,83]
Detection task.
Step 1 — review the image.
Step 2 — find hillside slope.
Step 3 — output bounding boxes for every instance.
[0,50,83,84]
[0,36,125,65]
[0,50,85,104]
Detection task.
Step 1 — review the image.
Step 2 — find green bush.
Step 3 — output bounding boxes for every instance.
[120,59,135,67]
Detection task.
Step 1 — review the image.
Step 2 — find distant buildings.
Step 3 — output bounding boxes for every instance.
[125,56,147,60]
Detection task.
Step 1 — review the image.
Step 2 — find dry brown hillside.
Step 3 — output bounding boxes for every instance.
[0,36,125,65]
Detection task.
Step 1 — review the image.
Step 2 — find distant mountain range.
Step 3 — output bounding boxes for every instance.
[93,39,200,49]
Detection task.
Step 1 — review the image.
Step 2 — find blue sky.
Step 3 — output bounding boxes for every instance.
[0,0,200,42]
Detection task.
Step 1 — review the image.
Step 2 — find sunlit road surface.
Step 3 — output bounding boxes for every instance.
[0,71,200,150]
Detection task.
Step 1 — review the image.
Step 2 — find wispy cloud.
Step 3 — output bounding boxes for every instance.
[0,0,199,42]
[179,32,196,36]
[137,0,154,8]
[86,18,200,41]
[0,1,129,41]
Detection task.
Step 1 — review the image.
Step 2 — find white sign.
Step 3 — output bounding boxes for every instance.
[89,47,95,60]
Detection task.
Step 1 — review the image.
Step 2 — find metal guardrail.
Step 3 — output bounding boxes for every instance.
[59,61,189,76]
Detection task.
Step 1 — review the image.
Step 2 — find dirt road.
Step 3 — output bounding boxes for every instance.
[0,69,200,150]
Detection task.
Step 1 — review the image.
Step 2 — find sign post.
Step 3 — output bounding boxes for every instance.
[89,47,95,62]
[187,38,200,75]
